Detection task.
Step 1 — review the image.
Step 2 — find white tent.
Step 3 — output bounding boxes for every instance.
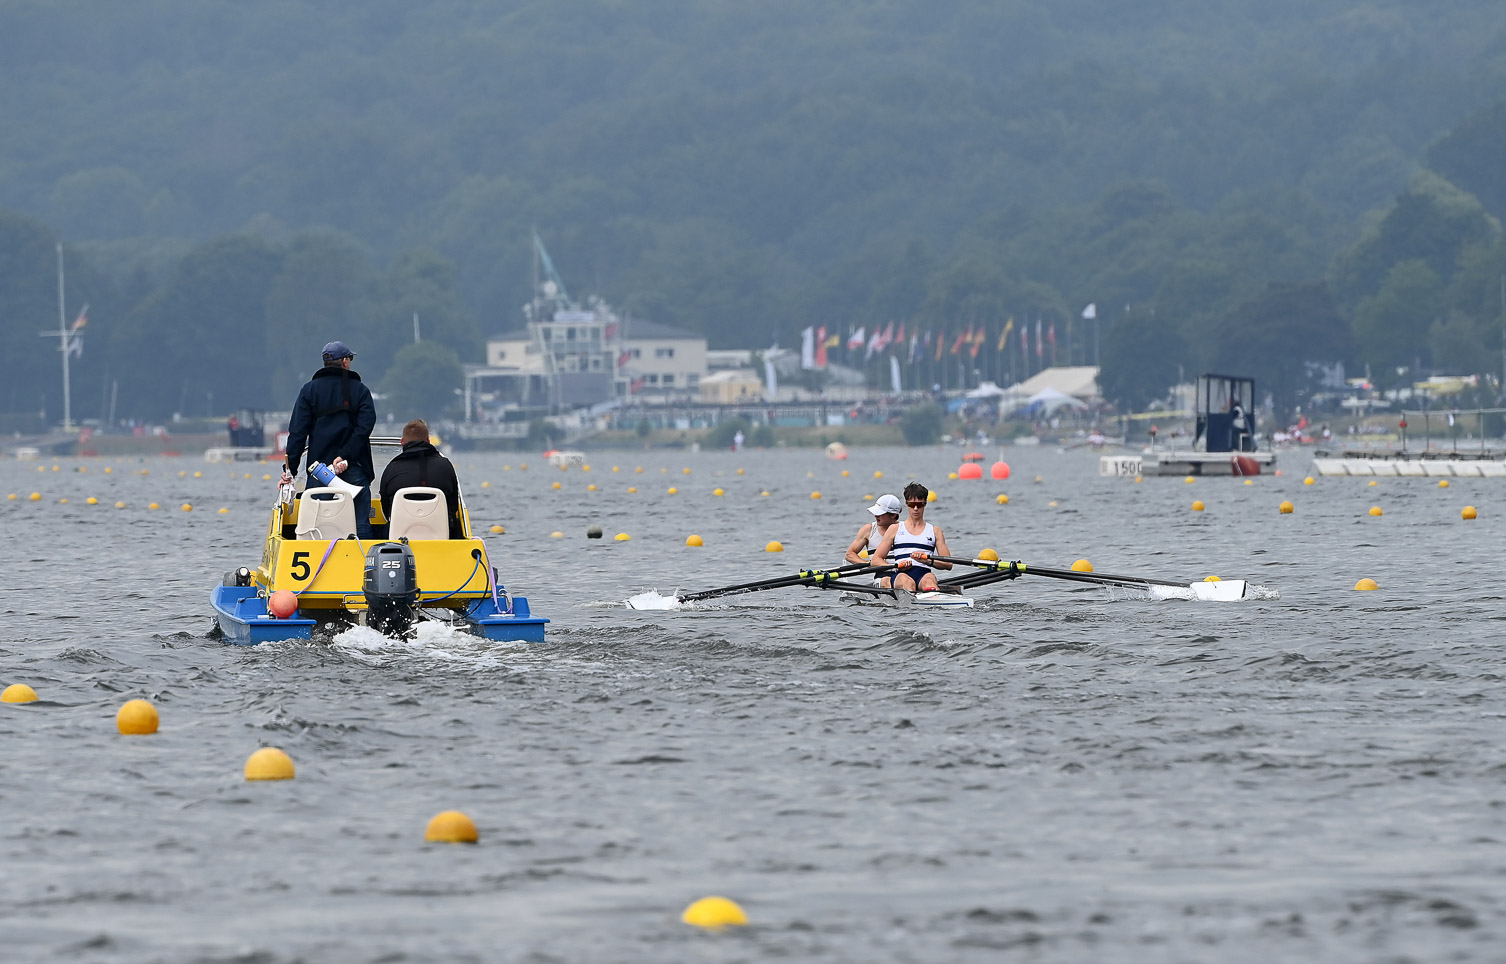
[1026,386,1088,415]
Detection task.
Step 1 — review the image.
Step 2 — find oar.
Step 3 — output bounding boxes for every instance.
[931,556,1247,601]
[680,563,882,602]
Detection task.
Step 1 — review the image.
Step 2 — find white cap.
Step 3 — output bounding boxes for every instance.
[868,493,904,516]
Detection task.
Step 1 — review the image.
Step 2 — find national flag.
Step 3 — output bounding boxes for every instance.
[896,322,906,344]
[630,377,645,393]
[997,318,1014,352]
[969,325,987,358]
[950,329,967,355]
[604,321,618,339]
[1047,322,1057,365]
[67,334,83,358]
[617,350,632,368]
[877,321,895,352]
[866,326,882,358]
[847,326,866,350]
[1081,303,1097,320]
[1035,319,1043,359]
[935,329,946,362]
[801,327,816,370]
[890,355,902,393]
[70,303,88,331]
[908,332,919,363]
[1020,328,1028,361]
[814,326,829,368]
[821,330,841,349]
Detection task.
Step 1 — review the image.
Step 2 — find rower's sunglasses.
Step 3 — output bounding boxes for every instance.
[905,499,926,506]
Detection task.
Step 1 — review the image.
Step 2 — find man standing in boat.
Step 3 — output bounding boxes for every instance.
[869,482,953,593]
[845,493,902,565]
[379,418,462,539]
[283,341,377,538]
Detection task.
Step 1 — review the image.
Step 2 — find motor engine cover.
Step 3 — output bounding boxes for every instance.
[363,542,418,637]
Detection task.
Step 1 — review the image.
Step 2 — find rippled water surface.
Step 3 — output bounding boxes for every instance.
[2,446,1503,962]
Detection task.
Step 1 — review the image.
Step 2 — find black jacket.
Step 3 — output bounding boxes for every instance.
[379,441,462,538]
[285,367,376,482]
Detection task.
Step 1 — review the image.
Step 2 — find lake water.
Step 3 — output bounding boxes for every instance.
[1,445,1502,962]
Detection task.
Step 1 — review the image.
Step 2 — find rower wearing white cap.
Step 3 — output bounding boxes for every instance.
[846,493,903,565]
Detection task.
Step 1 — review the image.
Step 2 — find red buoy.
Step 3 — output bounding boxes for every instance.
[957,462,983,480]
[990,460,1011,480]
[268,590,299,619]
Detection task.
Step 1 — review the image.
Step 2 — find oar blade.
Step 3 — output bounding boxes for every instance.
[1147,580,1247,602]
[625,590,685,611]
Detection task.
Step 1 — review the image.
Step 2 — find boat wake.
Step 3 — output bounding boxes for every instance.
[625,591,684,611]
[327,620,527,666]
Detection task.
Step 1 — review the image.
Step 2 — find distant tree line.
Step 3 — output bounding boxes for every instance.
[1,1,1504,421]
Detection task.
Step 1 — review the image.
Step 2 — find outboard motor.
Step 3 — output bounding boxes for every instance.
[363,542,419,637]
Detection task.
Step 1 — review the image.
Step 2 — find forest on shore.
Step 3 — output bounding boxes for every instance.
[0,0,1503,423]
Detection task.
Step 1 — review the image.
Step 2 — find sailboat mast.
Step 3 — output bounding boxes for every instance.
[56,243,72,431]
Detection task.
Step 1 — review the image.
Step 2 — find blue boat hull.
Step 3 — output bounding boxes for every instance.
[210,585,548,645]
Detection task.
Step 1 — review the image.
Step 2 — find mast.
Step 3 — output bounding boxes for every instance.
[36,243,75,430]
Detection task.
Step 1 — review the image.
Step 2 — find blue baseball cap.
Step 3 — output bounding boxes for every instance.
[321,341,355,360]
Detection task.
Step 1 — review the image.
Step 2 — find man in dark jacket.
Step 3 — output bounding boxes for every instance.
[284,341,377,537]
[379,418,463,538]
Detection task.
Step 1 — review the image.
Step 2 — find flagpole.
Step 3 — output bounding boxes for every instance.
[55,243,72,431]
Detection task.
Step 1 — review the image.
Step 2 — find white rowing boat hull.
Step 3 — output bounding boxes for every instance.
[849,590,975,608]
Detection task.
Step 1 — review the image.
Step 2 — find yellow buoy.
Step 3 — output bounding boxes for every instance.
[193,471,202,478]
[551,481,562,490]
[263,473,272,480]
[612,466,619,472]
[104,467,112,474]
[1354,578,1379,591]
[116,698,159,735]
[481,481,491,488]
[713,488,724,496]
[115,502,125,508]
[760,490,770,497]
[29,492,41,501]
[519,463,527,469]
[977,548,999,562]
[682,896,748,929]
[926,491,937,502]
[1184,476,1195,484]
[841,469,849,477]
[1242,479,1254,485]
[627,487,637,493]
[736,468,744,475]
[1438,479,1450,488]
[1134,476,1143,483]
[2,683,38,703]
[996,493,1009,504]
[58,498,68,504]
[244,747,295,781]
[683,467,691,475]
[635,466,643,473]
[686,534,704,547]
[550,531,564,539]
[1367,480,1378,487]
[874,470,883,479]
[1462,505,1477,520]
[181,503,192,512]
[1369,506,1382,516]
[1071,559,1093,572]
[810,491,821,499]
[178,471,185,477]
[948,472,958,480]
[582,465,591,472]
[5,494,13,500]
[1278,501,1294,514]
[244,472,251,478]
[765,540,784,552]
[1034,475,1044,483]
[86,497,98,504]
[490,525,505,534]
[668,486,678,494]
[425,810,478,844]
[503,465,511,471]
[587,484,598,491]
[148,503,160,510]
[614,533,631,541]
[218,507,229,514]
[1303,476,1315,485]
[1048,500,1058,507]
[1191,500,1205,511]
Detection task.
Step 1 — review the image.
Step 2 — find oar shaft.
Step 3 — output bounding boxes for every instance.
[930,555,1191,590]
[681,563,882,602]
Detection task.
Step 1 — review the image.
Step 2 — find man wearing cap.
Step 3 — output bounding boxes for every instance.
[284,341,377,538]
[845,493,903,565]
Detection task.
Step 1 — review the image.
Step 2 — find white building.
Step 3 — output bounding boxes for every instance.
[618,320,707,397]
